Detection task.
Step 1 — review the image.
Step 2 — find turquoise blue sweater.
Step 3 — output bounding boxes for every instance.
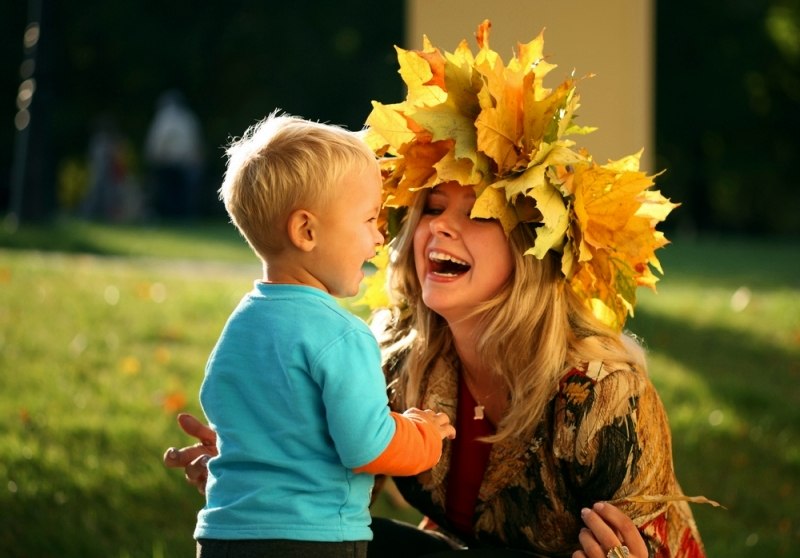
[194,282,395,542]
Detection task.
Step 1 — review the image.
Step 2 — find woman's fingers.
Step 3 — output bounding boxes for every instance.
[590,503,648,557]
[579,502,648,558]
[577,525,605,557]
[581,505,620,551]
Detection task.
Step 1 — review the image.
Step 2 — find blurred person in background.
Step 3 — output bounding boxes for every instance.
[144,89,204,219]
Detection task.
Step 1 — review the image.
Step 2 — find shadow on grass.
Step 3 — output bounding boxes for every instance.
[630,306,799,411]
[628,307,800,555]
[0,218,252,262]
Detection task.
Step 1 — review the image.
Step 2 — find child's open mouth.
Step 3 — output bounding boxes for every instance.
[428,251,471,277]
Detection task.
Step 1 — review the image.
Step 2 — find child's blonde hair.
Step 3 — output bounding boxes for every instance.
[381,187,647,443]
[219,112,377,258]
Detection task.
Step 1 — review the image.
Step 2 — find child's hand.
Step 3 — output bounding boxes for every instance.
[163,413,218,494]
[402,407,456,440]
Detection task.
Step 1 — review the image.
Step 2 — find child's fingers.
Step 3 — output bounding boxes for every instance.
[163,443,212,468]
[433,411,452,426]
[185,454,211,495]
[177,413,217,447]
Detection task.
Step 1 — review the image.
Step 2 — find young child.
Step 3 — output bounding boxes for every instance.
[193,112,455,558]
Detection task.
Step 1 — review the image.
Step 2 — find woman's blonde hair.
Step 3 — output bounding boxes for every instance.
[380,188,647,442]
[219,112,377,258]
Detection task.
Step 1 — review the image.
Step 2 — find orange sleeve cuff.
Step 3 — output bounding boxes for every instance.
[354,412,442,476]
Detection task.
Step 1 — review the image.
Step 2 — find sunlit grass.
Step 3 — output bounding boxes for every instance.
[1,222,798,557]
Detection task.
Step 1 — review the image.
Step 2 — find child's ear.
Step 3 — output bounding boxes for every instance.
[286,209,317,252]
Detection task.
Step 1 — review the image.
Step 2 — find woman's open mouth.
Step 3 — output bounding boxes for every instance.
[428,251,471,277]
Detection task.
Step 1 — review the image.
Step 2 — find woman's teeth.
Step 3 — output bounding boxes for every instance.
[429,251,471,276]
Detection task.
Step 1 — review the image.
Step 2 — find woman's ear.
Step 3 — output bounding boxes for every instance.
[286,209,317,252]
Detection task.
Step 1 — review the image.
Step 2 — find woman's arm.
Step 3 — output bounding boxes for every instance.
[558,364,704,557]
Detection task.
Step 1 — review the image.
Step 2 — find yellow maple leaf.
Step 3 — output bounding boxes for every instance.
[569,249,637,330]
[397,139,453,192]
[409,101,477,163]
[434,148,487,187]
[473,26,577,177]
[500,143,583,256]
[352,245,391,311]
[396,44,447,107]
[365,102,415,153]
[572,158,653,255]
[443,40,481,121]
[474,63,524,174]
[637,189,680,224]
[563,155,676,328]
[471,185,518,235]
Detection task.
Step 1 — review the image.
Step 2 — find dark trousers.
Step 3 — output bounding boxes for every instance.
[197,538,367,558]
[368,517,538,557]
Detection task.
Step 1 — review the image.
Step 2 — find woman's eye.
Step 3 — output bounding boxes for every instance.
[472,216,496,223]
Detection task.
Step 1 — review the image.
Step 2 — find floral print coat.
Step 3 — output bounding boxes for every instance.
[387,355,705,558]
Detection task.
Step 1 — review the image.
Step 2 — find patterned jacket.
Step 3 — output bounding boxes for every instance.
[387,355,705,558]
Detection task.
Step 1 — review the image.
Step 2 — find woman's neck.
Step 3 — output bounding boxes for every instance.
[448,317,509,424]
[448,318,481,371]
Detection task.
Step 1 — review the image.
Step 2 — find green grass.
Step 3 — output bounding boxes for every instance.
[1,220,798,557]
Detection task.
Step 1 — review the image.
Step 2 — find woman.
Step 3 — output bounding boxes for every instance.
[164,21,705,558]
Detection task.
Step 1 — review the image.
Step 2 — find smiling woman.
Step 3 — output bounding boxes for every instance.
[412,183,514,328]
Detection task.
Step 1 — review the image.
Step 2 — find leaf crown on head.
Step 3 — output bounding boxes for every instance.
[361,20,678,330]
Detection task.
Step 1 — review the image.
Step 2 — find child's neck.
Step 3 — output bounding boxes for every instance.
[262,259,326,292]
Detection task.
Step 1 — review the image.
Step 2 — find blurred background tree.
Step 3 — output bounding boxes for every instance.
[0,0,405,222]
[1,0,798,233]
[655,0,800,235]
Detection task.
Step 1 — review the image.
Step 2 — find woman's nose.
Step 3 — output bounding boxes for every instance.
[430,211,458,238]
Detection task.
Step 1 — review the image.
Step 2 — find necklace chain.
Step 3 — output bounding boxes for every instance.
[462,368,502,421]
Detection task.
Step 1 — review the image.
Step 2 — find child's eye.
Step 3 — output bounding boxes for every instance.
[422,206,443,216]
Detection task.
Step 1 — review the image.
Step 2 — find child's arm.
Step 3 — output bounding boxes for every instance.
[353,408,455,476]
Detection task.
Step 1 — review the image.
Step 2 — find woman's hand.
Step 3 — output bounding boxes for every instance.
[162,413,218,494]
[573,502,649,558]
